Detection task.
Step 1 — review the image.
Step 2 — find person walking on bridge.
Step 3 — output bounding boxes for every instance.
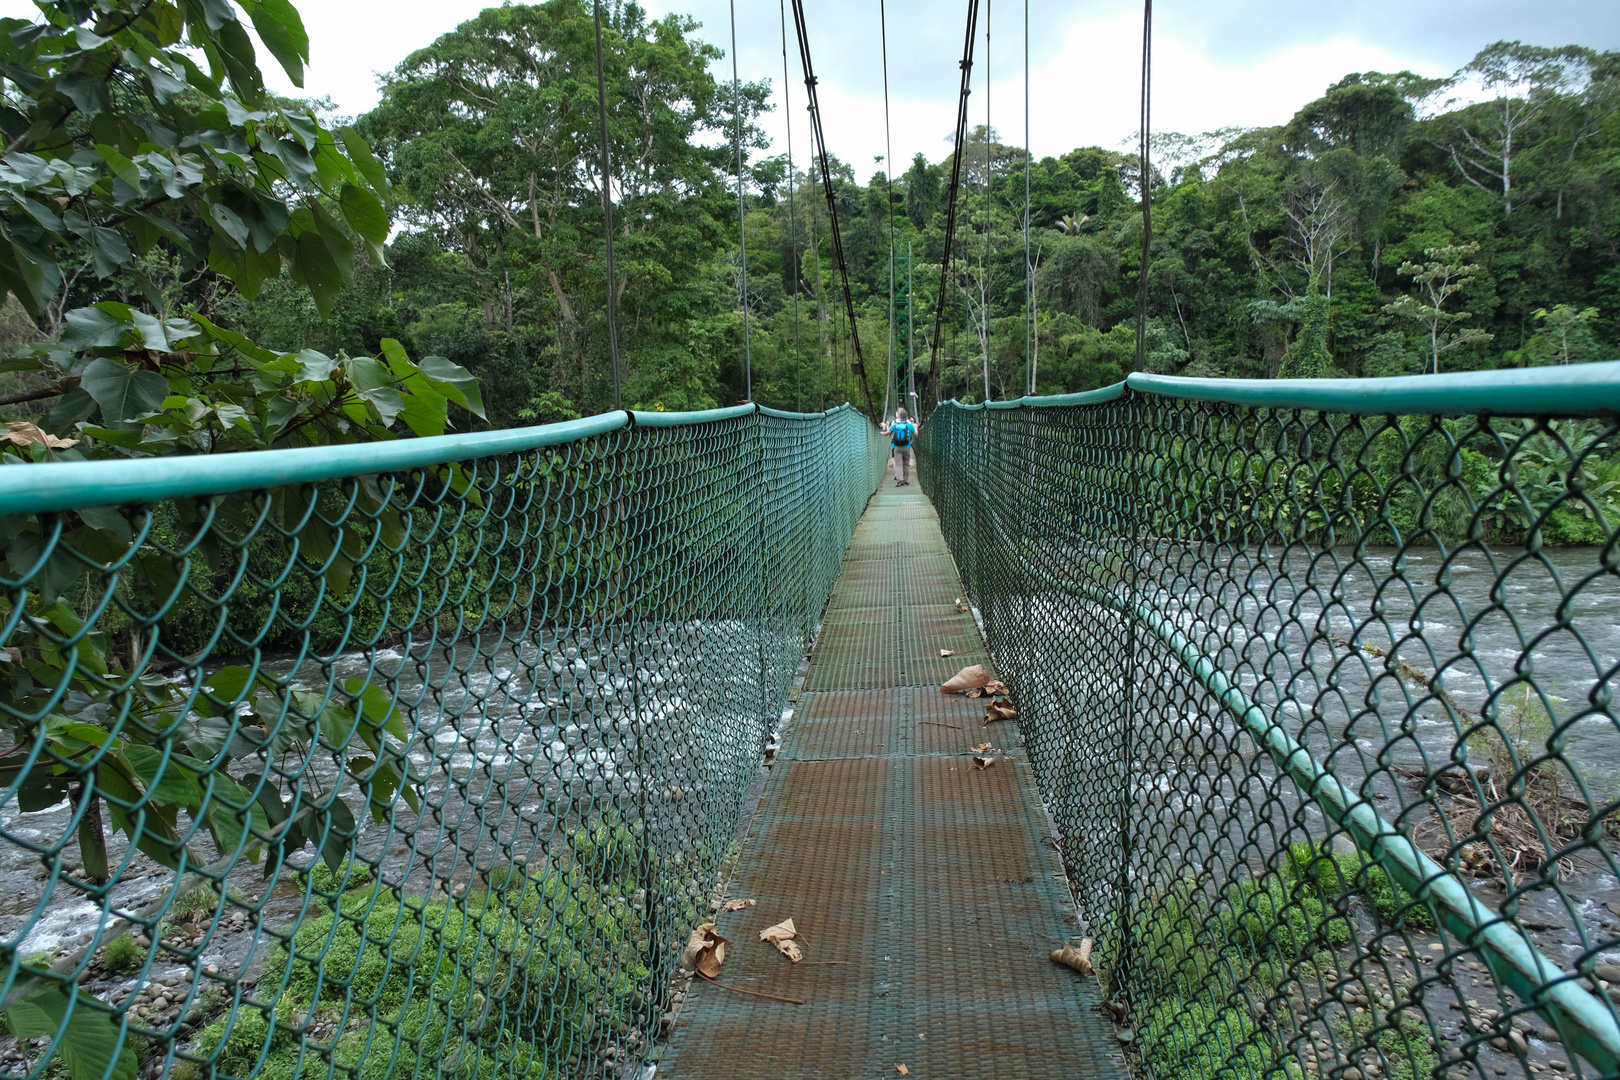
[886,408,917,487]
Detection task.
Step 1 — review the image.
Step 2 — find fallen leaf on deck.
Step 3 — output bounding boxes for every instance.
[939,649,953,657]
[965,687,984,698]
[897,1066,909,1076]
[983,698,1018,725]
[972,755,996,770]
[941,664,990,694]
[760,917,797,944]
[984,679,1007,694]
[721,898,757,913]
[954,599,970,612]
[759,918,804,962]
[681,923,729,978]
[4,421,78,450]
[1050,938,1094,974]
[970,743,992,753]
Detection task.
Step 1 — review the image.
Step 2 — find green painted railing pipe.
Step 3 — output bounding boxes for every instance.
[0,403,865,516]
[943,359,1620,418]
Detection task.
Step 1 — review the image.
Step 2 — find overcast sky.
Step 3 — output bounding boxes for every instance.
[8,0,1617,182]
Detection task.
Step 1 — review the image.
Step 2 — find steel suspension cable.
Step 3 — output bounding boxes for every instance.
[730,0,752,400]
[1134,0,1153,372]
[779,0,803,412]
[981,0,991,402]
[921,0,981,413]
[592,0,622,410]
[808,131,828,411]
[881,0,897,423]
[789,0,877,418]
[1023,0,1032,396]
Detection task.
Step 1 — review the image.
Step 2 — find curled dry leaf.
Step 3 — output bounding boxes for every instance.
[939,649,953,658]
[4,421,78,450]
[969,743,992,753]
[985,680,1008,695]
[680,923,729,979]
[759,917,797,945]
[940,664,991,694]
[1050,938,1094,974]
[721,898,757,913]
[972,755,996,770]
[898,1067,909,1076]
[965,687,984,699]
[759,917,804,962]
[955,601,970,613]
[983,698,1018,725]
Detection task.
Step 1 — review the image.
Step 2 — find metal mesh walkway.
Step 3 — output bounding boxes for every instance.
[656,476,1126,1079]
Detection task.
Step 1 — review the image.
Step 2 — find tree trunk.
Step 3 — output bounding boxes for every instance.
[75,785,109,884]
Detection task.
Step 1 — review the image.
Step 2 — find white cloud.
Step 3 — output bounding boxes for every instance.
[754,10,1424,186]
[0,0,1506,177]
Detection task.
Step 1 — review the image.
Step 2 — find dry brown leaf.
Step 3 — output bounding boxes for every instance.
[680,923,729,979]
[4,421,78,450]
[721,898,757,913]
[939,649,953,658]
[970,742,992,753]
[955,601,970,612]
[983,698,1018,722]
[940,664,990,694]
[759,917,797,945]
[965,687,984,699]
[758,917,804,962]
[972,755,996,770]
[1050,938,1094,974]
[897,1067,909,1076]
[984,679,1007,695]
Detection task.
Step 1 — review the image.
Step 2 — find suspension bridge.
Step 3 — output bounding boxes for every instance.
[4,0,1620,1078]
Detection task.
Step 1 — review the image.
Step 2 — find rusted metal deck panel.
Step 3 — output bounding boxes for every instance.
[656,480,1126,1079]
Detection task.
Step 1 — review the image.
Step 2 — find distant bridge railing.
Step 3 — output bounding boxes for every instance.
[920,364,1620,1080]
[0,403,884,1080]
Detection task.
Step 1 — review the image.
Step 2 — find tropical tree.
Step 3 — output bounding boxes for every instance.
[363,0,771,414]
[0,10,484,1053]
[1382,243,1494,373]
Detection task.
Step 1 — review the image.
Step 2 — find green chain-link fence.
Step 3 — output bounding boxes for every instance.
[920,364,1620,1080]
[0,403,884,1080]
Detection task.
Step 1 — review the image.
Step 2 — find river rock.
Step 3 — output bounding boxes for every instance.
[1593,964,1620,983]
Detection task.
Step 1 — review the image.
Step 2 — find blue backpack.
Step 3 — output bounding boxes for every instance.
[891,421,915,448]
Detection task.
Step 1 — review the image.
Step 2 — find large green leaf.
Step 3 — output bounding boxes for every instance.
[212,18,264,105]
[345,356,404,426]
[3,986,137,1080]
[338,125,386,194]
[337,182,389,244]
[281,204,354,318]
[238,0,308,86]
[343,677,408,743]
[410,350,486,419]
[79,357,169,424]
[122,744,204,807]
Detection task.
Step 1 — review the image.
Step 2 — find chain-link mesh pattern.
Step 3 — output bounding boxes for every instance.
[0,406,883,1080]
[920,390,1620,1080]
